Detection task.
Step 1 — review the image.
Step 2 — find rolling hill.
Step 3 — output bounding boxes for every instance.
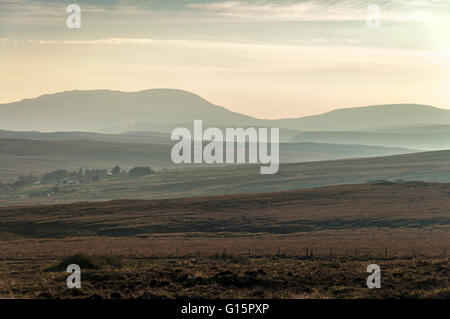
[272,104,450,131]
[0,138,415,181]
[1,89,449,133]
[0,89,258,132]
[0,130,170,145]
[291,130,450,150]
[1,182,449,238]
[1,149,449,206]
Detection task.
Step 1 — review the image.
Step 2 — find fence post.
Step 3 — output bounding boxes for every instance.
[384,248,388,260]
[305,248,309,258]
[248,248,251,256]
[329,248,333,257]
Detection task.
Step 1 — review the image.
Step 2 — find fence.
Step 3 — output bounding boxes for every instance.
[0,247,448,262]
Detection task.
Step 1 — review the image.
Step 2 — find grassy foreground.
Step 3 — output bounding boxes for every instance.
[0,182,448,299]
[0,255,448,299]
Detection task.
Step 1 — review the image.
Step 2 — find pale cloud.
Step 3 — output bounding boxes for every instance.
[187,0,449,22]
[1,0,448,25]
[26,38,158,45]
[0,0,448,116]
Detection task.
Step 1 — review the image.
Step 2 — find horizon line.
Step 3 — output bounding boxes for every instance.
[0,88,445,122]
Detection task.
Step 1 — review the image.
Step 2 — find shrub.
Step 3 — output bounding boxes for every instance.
[47,253,122,271]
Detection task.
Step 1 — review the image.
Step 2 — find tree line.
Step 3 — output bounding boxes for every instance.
[0,165,155,192]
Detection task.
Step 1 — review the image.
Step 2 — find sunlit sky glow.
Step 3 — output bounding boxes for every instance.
[0,0,449,118]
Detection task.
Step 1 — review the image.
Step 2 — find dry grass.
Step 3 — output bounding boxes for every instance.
[0,182,449,239]
[0,182,448,299]
[0,255,448,299]
[1,149,450,207]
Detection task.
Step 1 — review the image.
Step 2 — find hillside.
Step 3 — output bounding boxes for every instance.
[0,139,172,181]
[0,130,170,144]
[273,104,450,131]
[0,89,258,132]
[291,130,450,150]
[0,138,415,181]
[1,182,449,239]
[1,149,448,206]
[0,127,302,144]
[1,182,448,299]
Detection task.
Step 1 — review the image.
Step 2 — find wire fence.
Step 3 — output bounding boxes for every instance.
[0,247,447,262]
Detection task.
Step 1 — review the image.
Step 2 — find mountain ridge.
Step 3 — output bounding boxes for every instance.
[1,89,449,133]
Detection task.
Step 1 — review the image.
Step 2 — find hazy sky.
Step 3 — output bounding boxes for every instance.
[0,0,449,118]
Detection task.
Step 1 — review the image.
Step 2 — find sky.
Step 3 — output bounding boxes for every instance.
[0,0,449,119]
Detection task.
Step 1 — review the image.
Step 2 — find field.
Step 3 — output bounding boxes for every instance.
[0,182,448,298]
[0,137,415,181]
[1,256,448,299]
[1,149,450,206]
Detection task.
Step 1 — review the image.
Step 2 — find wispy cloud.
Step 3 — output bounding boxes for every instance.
[4,37,369,53]
[26,38,158,45]
[1,0,448,24]
[187,0,449,22]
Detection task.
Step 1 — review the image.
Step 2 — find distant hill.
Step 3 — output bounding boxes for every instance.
[1,89,449,133]
[0,127,301,144]
[0,89,259,132]
[367,124,450,134]
[0,130,170,145]
[0,149,448,206]
[272,104,450,131]
[0,138,414,181]
[291,130,450,150]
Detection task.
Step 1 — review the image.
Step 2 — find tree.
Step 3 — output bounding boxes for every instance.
[128,166,154,177]
[111,166,121,176]
[41,170,68,183]
[18,174,37,185]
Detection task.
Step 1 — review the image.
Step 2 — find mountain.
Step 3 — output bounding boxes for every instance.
[272,104,450,131]
[0,89,259,132]
[1,89,449,133]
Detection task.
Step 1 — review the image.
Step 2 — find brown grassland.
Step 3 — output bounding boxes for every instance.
[0,181,449,298]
